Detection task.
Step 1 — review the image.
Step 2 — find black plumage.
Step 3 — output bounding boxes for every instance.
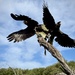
[43,4,75,47]
[7,13,38,42]
[7,13,49,43]
[43,4,55,31]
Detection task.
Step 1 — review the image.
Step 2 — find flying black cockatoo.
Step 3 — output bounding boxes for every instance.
[7,13,49,55]
[7,13,49,43]
[43,4,75,47]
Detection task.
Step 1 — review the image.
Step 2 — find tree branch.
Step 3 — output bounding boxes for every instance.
[38,36,74,75]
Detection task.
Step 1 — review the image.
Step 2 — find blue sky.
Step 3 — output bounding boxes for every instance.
[0,0,75,69]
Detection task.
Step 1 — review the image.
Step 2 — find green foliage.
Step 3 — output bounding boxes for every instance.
[43,63,62,75]
[0,68,14,75]
[67,61,75,70]
[0,61,75,75]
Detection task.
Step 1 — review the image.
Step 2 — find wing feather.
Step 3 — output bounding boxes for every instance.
[43,4,55,30]
[55,33,75,47]
[11,13,38,27]
[7,27,35,43]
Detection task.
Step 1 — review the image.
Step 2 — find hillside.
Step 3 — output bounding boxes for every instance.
[0,61,75,75]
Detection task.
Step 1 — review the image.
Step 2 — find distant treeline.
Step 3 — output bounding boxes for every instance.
[0,61,75,75]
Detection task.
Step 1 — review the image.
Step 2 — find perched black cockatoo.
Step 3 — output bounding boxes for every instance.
[43,3,75,47]
[7,13,49,43]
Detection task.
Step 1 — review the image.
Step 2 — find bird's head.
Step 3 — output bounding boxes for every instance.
[56,21,61,29]
[57,21,61,25]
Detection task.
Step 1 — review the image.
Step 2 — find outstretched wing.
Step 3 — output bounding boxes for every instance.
[11,13,38,27]
[7,27,35,43]
[43,4,56,30]
[55,32,75,47]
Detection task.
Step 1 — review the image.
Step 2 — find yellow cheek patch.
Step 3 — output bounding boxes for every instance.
[41,24,49,31]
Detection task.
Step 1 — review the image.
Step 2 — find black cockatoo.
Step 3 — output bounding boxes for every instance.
[43,3,75,47]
